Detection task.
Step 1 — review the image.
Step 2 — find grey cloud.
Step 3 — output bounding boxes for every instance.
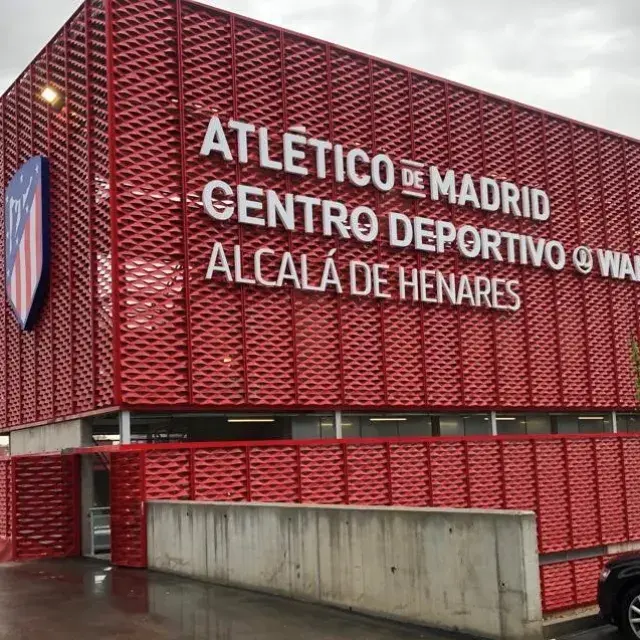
[2,0,640,138]
[0,0,81,88]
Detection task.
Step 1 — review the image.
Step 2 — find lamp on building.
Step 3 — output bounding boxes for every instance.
[40,85,65,112]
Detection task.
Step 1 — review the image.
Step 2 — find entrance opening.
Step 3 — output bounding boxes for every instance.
[80,451,111,560]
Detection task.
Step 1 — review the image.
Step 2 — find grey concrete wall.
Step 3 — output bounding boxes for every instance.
[147,501,542,640]
[9,419,92,455]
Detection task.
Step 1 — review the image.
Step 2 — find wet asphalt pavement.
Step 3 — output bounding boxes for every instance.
[0,559,447,639]
[561,628,619,640]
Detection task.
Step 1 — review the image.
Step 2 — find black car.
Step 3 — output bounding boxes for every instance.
[599,553,640,638]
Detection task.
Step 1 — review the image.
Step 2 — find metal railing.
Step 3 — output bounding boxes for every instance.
[89,507,111,557]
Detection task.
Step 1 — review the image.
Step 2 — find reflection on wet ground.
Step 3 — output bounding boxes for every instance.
[0,559,445,639]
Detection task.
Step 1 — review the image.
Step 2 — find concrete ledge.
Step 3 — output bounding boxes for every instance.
[147,501,543,640]
[9,419,91,455]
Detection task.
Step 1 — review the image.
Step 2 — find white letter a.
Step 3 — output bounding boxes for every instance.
[200,116,233,161]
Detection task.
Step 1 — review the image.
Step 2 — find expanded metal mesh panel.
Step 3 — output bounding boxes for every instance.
[623,437,640,539]
[541,558,604,612]
[412,78,463,407]
[299,444,345,504]
[0,460,10,539]
[501,440,537,512]
[100,0,640,410]
[109,0,189,405]
[49,33,74,418]
[540,562,575,612]
[574,127,616,407]
[535,440,571,553]
[625,141,640,340]
[110,451,145,567]
[106,432,640,614]
[180,7,245,406]
[544,120,589,407]
[573,557,602,610]
[145,450,190,500]
[67,14,94,414]
[3,90,20,427]
[346,443,389,505]
[485,100,529,407]
[565,439,599,549]
[194,448,248,501]
[389,442,429,506]
[249,446,299,502]
[595,438,626,544]
[33,55,54,422]
[236,21,296,408]
[0,1,114,429]
[89,2,114,409]
[17,77,37,425]
[467,441,503,508]
[13,455,78,560]
[429,441,468,507]
[0,101,7,427]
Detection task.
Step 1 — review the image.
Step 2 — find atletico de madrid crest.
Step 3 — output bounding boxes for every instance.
[4,156,50,331]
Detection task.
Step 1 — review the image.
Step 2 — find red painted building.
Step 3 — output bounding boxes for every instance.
[2,0,640,441]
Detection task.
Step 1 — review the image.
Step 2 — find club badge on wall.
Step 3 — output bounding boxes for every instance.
[4,156,51,331]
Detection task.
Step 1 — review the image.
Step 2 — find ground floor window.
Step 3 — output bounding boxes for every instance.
[88,409,635,444]
[616,414,640,432]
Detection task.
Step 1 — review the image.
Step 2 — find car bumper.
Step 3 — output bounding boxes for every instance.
[597,579,616,622]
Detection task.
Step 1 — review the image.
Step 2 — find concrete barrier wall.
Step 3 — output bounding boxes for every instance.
[147,501,542,640]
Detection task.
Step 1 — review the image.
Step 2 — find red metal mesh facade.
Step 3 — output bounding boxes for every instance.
[2,0,640,424]
[101,0,640,412]
[12,454,79,560]
[110,450,145,567]
[0,459,10,540]
[106,432,640,611]
[0,1,114,430]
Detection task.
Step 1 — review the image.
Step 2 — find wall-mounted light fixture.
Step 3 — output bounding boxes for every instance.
[40,86,65,112]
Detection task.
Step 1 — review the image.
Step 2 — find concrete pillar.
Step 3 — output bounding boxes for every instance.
[335,410,343,439]
[9,418,92,455]
[490,411,498,436]
[119,411,131,445]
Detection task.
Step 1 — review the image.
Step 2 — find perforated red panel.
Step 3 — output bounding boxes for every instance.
[540,558,605,612]
[299,444,345,504]
[93,0,640,412]
[194,448,247,501]
[249,446,298,502]
[429,441,468,507]
[0,460,10,540]
[389,442,428,506]
[623,437,640,539]
[566,439,599,549]
[536,440,571,553]
[2,0,639,424]
[540,562,575,612]
[108,432,640,613]
[110,451,145,567]
[13,454,78,560]
[0,1,114,430]
[346,443,389,505]
[145,450,189,500]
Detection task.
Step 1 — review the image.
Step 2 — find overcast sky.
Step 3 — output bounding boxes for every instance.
[1,0,638,138]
